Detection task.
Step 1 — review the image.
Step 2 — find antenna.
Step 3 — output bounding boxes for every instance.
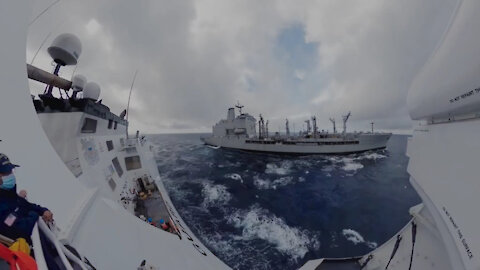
[44,33,82,96]
[235,101,244,114]
[126,69,139,138]
[342,111,351,134]
[329,118,336,133]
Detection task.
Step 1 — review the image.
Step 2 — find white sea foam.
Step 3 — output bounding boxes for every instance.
[227,205,319,261]
[341,158,364,172]
[272,176,294,187]
[265,161,292,175]
[225,173,243,183]
[357,152,387,161]
[342,229,377,249]
[253,176,271,190]
[253,176,296,190]
[201,182,232,208]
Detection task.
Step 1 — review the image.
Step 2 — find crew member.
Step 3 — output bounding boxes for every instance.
[0,153,53,242]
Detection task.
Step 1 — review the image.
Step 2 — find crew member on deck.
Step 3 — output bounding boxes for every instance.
[0,153,53,242]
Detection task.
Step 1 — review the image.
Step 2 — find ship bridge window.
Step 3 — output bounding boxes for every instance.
[106,140,114,151]
[125,156,142,171]
[112,157,124,177]
[114,121,118,130]
[81,118,97,133]
[108,119,113,129]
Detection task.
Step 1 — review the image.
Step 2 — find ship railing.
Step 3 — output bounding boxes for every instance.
[31,219,91,270]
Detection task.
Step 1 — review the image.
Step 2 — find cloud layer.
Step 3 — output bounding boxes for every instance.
[27,0,457,134]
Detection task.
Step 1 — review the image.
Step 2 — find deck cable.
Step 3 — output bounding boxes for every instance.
[359,254,373,269]
[408,221,417,270]
[385,234,402,269]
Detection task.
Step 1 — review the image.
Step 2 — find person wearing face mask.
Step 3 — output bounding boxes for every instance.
[0,153,53,242]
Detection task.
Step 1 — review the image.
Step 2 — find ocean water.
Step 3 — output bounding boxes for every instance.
[151,134,421,270]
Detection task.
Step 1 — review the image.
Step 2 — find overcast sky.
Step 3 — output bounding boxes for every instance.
[27,0,457,134]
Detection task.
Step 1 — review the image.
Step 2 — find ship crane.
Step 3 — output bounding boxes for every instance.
[311,116,317,138]
[235,101,244,114]
[266,120,269,138]
[285,119,290,137]
[329,118,336,133]
[304,120,311,135]
[342,111,351,134]
[258,114,265,139]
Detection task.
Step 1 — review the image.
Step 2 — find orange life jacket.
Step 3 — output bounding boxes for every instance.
[0,243,37,270]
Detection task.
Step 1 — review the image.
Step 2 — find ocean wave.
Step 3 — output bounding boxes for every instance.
[225,173,243,183]
[342,229,377,249]
[193,227,272,270]
[327,157,364,173]
[227,205,319,261]
[253,176,296,190]
[265,161,293,175]
[201,182,232,208]
[355,152,387,161]
[342,163,364,172]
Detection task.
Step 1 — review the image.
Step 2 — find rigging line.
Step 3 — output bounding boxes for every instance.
[29,0,61,26]
[30,32,52,65]
[385,234,402,269]
[126,69,139,138]
[408,221,417,270]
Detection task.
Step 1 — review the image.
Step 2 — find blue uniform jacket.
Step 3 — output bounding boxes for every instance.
[0,186,48,241]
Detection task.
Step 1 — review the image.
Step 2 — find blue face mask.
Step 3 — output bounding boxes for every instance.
[1,174,16,190]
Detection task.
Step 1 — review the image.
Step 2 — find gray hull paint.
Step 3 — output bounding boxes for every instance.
[203,134,391,154]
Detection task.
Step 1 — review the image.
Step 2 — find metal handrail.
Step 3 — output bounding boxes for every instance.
[38,219,89,270]
[0,234,14,246]
[31,223,48,270]
[37,219,74,270]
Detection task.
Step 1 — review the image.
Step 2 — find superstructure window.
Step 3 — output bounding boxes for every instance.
[108,178,116,191]
[114,121,118,130]
[125,156,142,171]
[112,157,123,177]
[106,140,114,151]
[81,118,97,133]
[108,119,113,129]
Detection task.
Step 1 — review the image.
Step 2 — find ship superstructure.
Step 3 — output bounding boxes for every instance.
[203,105,391,154]
[0,4,229,269]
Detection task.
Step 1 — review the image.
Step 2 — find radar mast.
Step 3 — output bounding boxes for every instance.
[235,101,244,114]
[342,111,351,134]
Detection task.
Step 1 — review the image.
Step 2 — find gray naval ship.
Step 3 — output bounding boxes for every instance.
[203,104,392,154]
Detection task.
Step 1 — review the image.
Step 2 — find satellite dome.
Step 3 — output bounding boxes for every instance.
[83,82,101,101]
[47,33,82,66]
[71,74,87,92]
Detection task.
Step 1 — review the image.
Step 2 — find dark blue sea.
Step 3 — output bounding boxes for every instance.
[151,134,421,270]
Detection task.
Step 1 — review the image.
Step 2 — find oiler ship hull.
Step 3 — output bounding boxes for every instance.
[203,133,391,154]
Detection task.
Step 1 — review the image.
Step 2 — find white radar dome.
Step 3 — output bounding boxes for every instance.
[47,33,82,66]
[83,82,101,101]
[71,74,87,91]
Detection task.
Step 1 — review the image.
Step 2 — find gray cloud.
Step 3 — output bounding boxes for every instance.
[27,0,457,134]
